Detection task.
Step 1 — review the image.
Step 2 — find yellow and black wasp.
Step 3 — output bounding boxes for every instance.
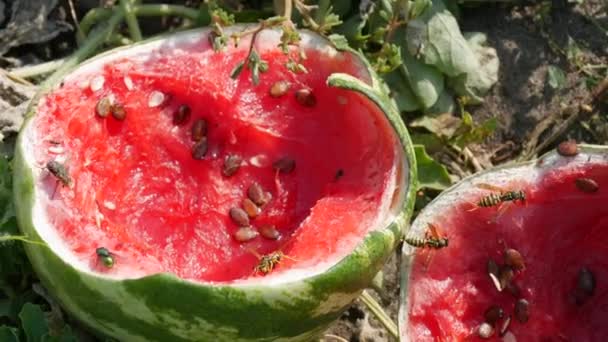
[405,223,448,271]
[249,249,297,276]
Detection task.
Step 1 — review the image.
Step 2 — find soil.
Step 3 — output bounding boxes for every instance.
[1,1,607,341]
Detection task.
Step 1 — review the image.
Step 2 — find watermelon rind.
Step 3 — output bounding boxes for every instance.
[14,26,417,341]
[398,144,608,341]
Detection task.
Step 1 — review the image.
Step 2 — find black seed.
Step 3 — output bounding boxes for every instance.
[335,169,344,180]
[222,155,242,177]
[96,97,111,118]
[504,248,526,271]
[577,267,596,297]
[575,178,599,193]
[484,305,505,325]
[229,207,250,227]
[248,182,271,206]
[111,103,126,121]
[499,315,511,337]
[234,227,258,242]
[191,118,208,142]
[514,299,530,323]
[295,88,316,107]
[477,322,494,339]
[273,157,295,174]
[269,80,290,98]
[242,198,261,218]
[173,105,191,125]
[191,137,208,160]
[487,259,499,276]
[557,140,578,156]
[259,224,280,240]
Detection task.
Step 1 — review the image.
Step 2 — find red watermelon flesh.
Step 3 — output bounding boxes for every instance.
[31,36,400,283]
[405,162,608,341]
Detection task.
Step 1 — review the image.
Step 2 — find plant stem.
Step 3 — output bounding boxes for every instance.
[359,290,399,340]
[0,235,47,247]
[315,0,330,24]
[133,4,200,20]
[9,58,68,79]
[121,0,143,41]
[79,8,114,44]
[283,0,293,20]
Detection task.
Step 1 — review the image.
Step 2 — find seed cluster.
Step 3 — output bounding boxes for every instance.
[229,181,279,242]
[95,96,127,121]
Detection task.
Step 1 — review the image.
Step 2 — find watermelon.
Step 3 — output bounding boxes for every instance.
[399,144,608,341]
[13,26,416,341]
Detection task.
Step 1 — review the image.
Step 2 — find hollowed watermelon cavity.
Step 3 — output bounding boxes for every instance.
[400,146,608,341]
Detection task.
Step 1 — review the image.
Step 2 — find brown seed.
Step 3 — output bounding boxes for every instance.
[484,305,505,325]
[575,178,599,193]
[487,259,499,276]
[222,155,242,177]
[96,97,111,118]
[557,140,578,156]
[273,157,296,174]
[248,182,270,206]
[504,248,526,270]
[505,282,522,297]
[259,224,280,240]
[111,103,126,121]
[499,265,515,290]
[234,226,258,242]
[269,80,290,98]
[191,118,208,142]
[173,105,191,125]
[229,207,250,227]
[477,322,494,339]
[191,137,208,160]
[242,198,261,218]
[577,267,596,297]
[499,315,511,337]
[514,299,530,323]
[295,88,316,107]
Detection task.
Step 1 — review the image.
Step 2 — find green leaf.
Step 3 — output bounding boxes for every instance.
[400,47,445,109]
[382,68,420,113]
[426,89,456,115]
[42,325,78,342]
[414,144,452,191]
[328,34,350,50]
[405,0,477,77]
[410,112,461,138]
[449,112,497,148]
[0,326,19,342]
[409,0,431,19]
[20,303,49,342]
[448,32,499,104]
[547,65,566,90]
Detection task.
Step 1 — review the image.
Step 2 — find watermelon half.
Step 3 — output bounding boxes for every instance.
[13,26,416,341]
[399,144,608,341]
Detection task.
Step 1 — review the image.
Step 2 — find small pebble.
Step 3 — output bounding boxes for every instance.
[269,80,290,97]
[504,248,526,270]
[229,207,250,227]
[111,103,126,121]
[90,75,105,92]
[242,198,261,218]
[484,305,505,325]
[514,299,530,323]
[557,140,578,156]
[273,157,296,174]
[173,105,191,125]
[191,119,208,142]
[234,227,258,242]
[575,178,599,193]
[96,97,112,118]
[191,138,208,160]
[295,88,316,107]
[148,91,166,108]
[477,322,494,339]
[222,155,242,177]
[259,224,280,240]
[248,182,271,206]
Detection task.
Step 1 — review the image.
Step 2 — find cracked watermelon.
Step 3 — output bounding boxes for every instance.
[399,144,608,341]
[13,26,416,341]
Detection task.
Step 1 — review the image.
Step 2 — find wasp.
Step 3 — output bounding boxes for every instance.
[405,223,448,249]
[474,183,525,208]
[46,160,72,187]
[249,249,296,275]
[95,247,116,268]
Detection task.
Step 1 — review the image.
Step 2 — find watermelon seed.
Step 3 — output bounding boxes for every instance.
[504,248,526,271]
[96,97,112,118]
[499,265,515,290]
[487,259,502,291]
[335,169,344,180]
[259,224,280,240]
[191,137,208,160]
[234,227,259,242]
[575,178,599,193]
[123,76,134,90]
[242,198,261,218]
[269,80,290,98]
[222,155,242,177]
[191,118,208,142]
[574,267,596,305]
[489,272,502,292]
[248,182,271,206]
[499,315,511,337]
[250,154,269,167]
[505,282,521,297]
[295,88,316,107]
[148,91,166,108]
[103,201,116,210]
[47,145,64,154]
[173,105,191,125]
[230,207,250,227]
[110,103,127,121]
[477,322,494,339]
[273,157,296,174]
[90,75,105,92]
[95,247,115,268]
[484,305,505,325]
[557,140,578,157]
[514,299,530,323]
[46,161,71,187]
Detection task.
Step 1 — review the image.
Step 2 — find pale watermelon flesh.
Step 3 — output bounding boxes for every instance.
[30,36,400,283]
[406,163,608,341]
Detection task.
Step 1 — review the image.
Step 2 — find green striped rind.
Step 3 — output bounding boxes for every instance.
[398,144,608,341]
[14,26,416,341]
